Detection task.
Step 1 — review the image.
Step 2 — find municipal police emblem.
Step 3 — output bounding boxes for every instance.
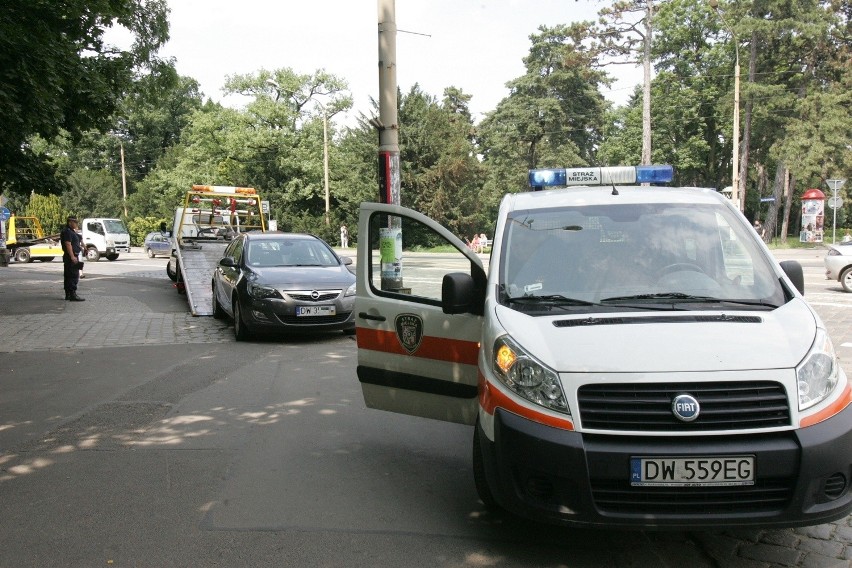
[395,313,424,355]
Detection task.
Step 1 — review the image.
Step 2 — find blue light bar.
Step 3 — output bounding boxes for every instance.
[635,165,674,184]
[528,165,674,189]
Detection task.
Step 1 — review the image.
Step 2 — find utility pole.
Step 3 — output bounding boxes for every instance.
[377,0,403,292]
[322,108,330,226]
[120,142,128,218]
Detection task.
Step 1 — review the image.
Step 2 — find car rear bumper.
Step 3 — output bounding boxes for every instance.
[478,404,852,529]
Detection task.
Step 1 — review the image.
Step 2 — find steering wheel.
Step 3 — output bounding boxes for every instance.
[659,262,705,276]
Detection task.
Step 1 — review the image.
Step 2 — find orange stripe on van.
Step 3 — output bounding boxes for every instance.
[800,383,852,428]
[478,372,575,431]
[357,328,479,366]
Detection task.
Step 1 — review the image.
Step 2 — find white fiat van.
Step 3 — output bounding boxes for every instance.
[355,165,851,529]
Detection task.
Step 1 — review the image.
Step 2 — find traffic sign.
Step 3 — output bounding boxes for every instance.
[0,206,10,221]
[759,197,775,203]
[261,200,269,214]
[828,197,843,209]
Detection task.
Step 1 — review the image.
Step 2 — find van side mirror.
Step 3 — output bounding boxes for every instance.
[780,260,804,295]
[442,272,475,314]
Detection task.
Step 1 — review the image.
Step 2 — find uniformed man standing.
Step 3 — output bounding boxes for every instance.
[60,215,85,301]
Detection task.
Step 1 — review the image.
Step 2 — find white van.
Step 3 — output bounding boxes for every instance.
[354,165,851,529]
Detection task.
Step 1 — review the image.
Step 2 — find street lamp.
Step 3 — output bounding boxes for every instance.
[710,0,741,212]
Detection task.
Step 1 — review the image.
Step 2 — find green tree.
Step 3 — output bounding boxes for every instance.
[0,0,170,193]
[61,169,124,219]
[24,193,65,236]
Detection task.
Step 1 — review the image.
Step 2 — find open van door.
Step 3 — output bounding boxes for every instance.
[356,203,486,425]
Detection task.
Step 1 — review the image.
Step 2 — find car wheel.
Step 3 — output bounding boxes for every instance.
[472,419,498,509]
[233,298,251,341]
[14,248,31,263]
[841,266,852,293]
[106,253,119,261]
[39,257,55,262]
[86,247,100,262]
[212,283,226,319]
[146,247,155,258]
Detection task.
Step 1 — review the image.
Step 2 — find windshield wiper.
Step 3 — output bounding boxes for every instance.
[602,292,715,302]
[507,294,599,307]
[602,293,780,309]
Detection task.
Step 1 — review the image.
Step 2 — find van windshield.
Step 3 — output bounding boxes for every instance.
[500,203,786,312]
[103,220,128,234]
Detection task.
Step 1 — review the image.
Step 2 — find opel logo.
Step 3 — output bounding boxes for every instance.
[310,290,320,300]
[672,394,700,422]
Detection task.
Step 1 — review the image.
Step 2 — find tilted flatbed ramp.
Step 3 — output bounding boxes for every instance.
[175,240,230,316]
[170,185,266,316]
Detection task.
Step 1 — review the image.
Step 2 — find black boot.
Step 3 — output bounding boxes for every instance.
[68,293,85,302]
[65,292,71,300]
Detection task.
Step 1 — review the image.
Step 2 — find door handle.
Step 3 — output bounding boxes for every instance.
[358,312,386,322]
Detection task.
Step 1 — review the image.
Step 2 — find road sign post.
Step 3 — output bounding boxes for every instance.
[826,179,846,244]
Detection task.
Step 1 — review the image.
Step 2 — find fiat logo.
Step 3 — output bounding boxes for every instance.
[672,394,700,422]
[310,290,320,300]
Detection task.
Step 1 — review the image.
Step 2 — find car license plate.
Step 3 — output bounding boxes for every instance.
[630,456,754,487]
[296,305,335,317]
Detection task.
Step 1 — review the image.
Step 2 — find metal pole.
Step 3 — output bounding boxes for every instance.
[710,0,741,212]
[323,109,330,226]
[378,0,403,291]
[120,142,129,218]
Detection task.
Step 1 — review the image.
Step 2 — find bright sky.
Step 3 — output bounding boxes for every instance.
[118,0,642,124]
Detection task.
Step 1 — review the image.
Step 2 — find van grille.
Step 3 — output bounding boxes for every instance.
[577,381,790,431]
[591,478,793,514]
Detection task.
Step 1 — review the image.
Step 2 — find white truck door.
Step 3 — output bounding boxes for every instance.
[356,203,486,425]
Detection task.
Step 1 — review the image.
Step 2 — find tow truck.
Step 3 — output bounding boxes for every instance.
[354,164,852,529]
[167,185,266,315]
[4,215,64,263]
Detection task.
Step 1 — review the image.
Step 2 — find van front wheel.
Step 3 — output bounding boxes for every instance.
[85,247,100,262]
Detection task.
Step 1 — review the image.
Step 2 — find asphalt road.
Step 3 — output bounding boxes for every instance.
[0,247,850,568]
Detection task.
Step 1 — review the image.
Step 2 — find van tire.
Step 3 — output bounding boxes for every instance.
[106,253,119,261]
[473,420,497,509]
[85,247,100,262]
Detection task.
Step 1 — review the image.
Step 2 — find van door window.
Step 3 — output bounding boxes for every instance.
[367,212,479,306]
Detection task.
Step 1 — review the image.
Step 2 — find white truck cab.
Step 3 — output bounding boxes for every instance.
[355,165,852,529]
[81,217,131,261]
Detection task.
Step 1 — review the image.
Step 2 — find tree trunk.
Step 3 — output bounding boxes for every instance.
[763,163,786,243]
[781,169,795,244]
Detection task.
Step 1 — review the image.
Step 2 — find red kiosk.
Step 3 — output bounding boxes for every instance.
[800,188,825,243]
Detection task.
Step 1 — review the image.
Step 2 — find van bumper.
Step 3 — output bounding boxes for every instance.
[478,404,852,529]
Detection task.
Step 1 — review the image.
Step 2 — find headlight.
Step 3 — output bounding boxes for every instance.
[344,282,356,297]
[492,336,570,415]
[107,240,115,247]
[246,281,281,300]
[797,328,839,410]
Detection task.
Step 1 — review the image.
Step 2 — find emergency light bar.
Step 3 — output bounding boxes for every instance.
[191,185,257,195]
[528,165,674,189]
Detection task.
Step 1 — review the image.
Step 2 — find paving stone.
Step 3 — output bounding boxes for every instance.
[761,530,800,548]
[693,533,742,562]
[726,529,766,543]
[836,525,852,544]
[797,525,836,540]
[739,543,802,566]
[800,551,851,568]
[798,537,844,557]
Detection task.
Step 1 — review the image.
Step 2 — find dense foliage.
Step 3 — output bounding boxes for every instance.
[1,0,849,246]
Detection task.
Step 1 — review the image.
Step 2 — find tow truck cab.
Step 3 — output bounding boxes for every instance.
[355,165,852,529]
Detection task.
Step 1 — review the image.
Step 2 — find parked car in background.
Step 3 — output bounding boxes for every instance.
[211,232,356,340]
[824,241,852,292]
[143,231,171,258]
